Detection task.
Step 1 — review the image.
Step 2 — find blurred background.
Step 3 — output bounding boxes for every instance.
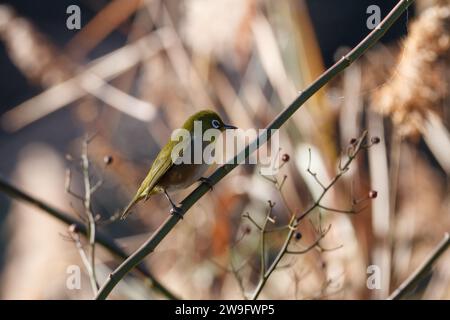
[0,0,448,299]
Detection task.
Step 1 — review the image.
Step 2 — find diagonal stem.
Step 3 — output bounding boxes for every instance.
[95,0,415,300]
[388,233,450,300]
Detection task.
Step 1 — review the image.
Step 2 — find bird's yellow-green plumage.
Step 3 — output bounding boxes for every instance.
[121,110,236,219]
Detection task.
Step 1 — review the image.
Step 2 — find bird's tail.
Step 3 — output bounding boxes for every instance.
[120,196,141,220]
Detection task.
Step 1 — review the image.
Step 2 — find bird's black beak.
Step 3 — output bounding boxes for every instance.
[223,124,237,130]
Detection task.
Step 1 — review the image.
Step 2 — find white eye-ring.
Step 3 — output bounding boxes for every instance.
[211,119,221,129]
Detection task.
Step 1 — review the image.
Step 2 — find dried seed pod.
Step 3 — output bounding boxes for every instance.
[369,190,378,199]
[103,155,113,165]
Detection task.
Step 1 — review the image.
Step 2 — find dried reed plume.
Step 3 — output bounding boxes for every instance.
[372,4,449,137]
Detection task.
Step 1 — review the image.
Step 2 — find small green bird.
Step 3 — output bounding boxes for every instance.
[121,110,236,220]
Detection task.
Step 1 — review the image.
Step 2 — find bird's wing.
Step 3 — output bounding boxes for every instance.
[121,137,189,219]
[120,141,176,219]
[136,141,176,198]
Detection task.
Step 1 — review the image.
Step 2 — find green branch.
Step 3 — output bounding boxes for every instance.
[0,176,178,300]
[95,0,415,300]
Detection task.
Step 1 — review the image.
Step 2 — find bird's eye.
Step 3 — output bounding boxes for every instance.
[211,119,221,129]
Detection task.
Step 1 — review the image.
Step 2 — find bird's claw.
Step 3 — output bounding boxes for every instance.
[199,177,214,192]
[170,206,184,220]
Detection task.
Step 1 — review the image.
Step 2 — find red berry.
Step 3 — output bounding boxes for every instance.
[369,190,378,199]
[103,155,113,165]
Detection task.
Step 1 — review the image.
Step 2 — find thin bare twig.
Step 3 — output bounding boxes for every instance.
[297,131,368,223]
[65,136,101,295]
[65,169,84,201]
[0,176,178,299]
[307,148,326,190]
[80,137,99,294]
[68,227,98,295]
[230,257,248,300]
[286,225,331,255]
[260,201,276,279]
[242,212,263,231]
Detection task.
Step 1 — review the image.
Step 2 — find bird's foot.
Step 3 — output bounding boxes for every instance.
[199,177,214,191]
[170,206,184,220]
